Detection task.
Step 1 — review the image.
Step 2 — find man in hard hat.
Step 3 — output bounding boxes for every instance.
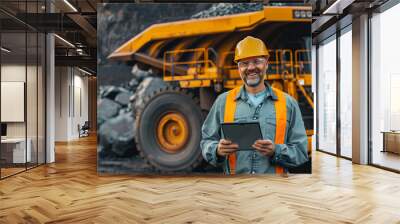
[200,36,308,174]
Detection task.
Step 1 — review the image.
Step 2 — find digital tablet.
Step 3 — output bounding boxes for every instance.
[221,122,263,151]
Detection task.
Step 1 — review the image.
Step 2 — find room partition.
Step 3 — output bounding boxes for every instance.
[0,0,47,179]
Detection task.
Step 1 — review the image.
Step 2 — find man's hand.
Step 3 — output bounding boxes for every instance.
[217,139,239,156]
[252,139,275,157]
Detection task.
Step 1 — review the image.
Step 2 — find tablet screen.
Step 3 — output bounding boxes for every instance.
[221,122,263,150]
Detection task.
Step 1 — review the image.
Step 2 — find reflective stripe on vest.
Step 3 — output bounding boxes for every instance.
[223,86,287,174]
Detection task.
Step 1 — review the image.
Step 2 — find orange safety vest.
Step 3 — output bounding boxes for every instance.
[223,86,287,174]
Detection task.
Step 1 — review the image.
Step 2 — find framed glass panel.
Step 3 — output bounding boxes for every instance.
[0,0,46,179]
[1,30,28,177]
[339,28,352,158]
[371,4,400,171]
[27,31,38,169]
[38,32,45,165]
[317,36,337,154]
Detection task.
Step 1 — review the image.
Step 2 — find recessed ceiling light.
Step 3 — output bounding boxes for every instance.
[54,34,75,48]
[63,0,78,12]
[78,67,93,76]
[1,47,11,53]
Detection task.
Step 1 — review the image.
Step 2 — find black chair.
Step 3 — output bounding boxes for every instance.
[78,121,90,138]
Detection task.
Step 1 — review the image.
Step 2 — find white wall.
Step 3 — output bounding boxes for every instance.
[55,66,69,141]
[1,63,46,164]
[1,64,26,81]
[54,67,89,141]
[1,64,39,138]
[72,73,89,138]
[1,65,26,135]
[1,65,26,140]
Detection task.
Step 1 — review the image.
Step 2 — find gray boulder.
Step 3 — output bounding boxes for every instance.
[126,78,139,92]
[98,113,137,157]
[98,98,121,126]
[131,64,151,82]
[115,92,131,107]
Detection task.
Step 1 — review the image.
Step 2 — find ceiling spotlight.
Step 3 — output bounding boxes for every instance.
[76,48,87,56]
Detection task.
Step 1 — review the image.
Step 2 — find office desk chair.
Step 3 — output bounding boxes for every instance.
[78,121,90,138]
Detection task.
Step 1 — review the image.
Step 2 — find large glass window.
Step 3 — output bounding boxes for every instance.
[371,3,400,171]
[339,28,352,158]
[317,36,337,154]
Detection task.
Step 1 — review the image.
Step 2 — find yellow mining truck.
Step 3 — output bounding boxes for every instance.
[108,6,313,172]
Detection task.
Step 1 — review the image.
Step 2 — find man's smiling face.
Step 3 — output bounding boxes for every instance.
[237,56,268,87]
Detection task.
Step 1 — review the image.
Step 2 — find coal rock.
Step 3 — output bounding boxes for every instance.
[129,94,136,103]
[98,85,110,99]
[98,145,108,159]
[131,64,151,82]
[98,98,121,126]
[191,3,263,19]
[133,77,168,113]
[101,86,130,100]
[115,92,131,107]
[127,79,139,92]
[119,107,131,115]
[98,113,137,157]
[120,83,130,92]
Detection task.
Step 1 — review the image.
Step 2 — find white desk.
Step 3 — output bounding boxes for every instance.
[1,138,32,163]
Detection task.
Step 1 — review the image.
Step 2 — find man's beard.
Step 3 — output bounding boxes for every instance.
[242,68,264,87]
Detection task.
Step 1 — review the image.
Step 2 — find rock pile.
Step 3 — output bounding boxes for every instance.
[191,3,263,19]
[97,65,166,159]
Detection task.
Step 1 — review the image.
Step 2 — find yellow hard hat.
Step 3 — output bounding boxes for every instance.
[234,36,270,63]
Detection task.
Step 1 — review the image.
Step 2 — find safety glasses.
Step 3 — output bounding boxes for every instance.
[237,57,266,69]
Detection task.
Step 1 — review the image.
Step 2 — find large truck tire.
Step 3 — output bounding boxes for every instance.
[135,86,204,172]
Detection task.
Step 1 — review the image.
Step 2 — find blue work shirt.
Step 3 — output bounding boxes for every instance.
[200,83,308,174]
[248,89,267,107]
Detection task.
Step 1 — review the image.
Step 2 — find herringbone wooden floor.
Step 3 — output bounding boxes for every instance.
[1,135,400,224]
